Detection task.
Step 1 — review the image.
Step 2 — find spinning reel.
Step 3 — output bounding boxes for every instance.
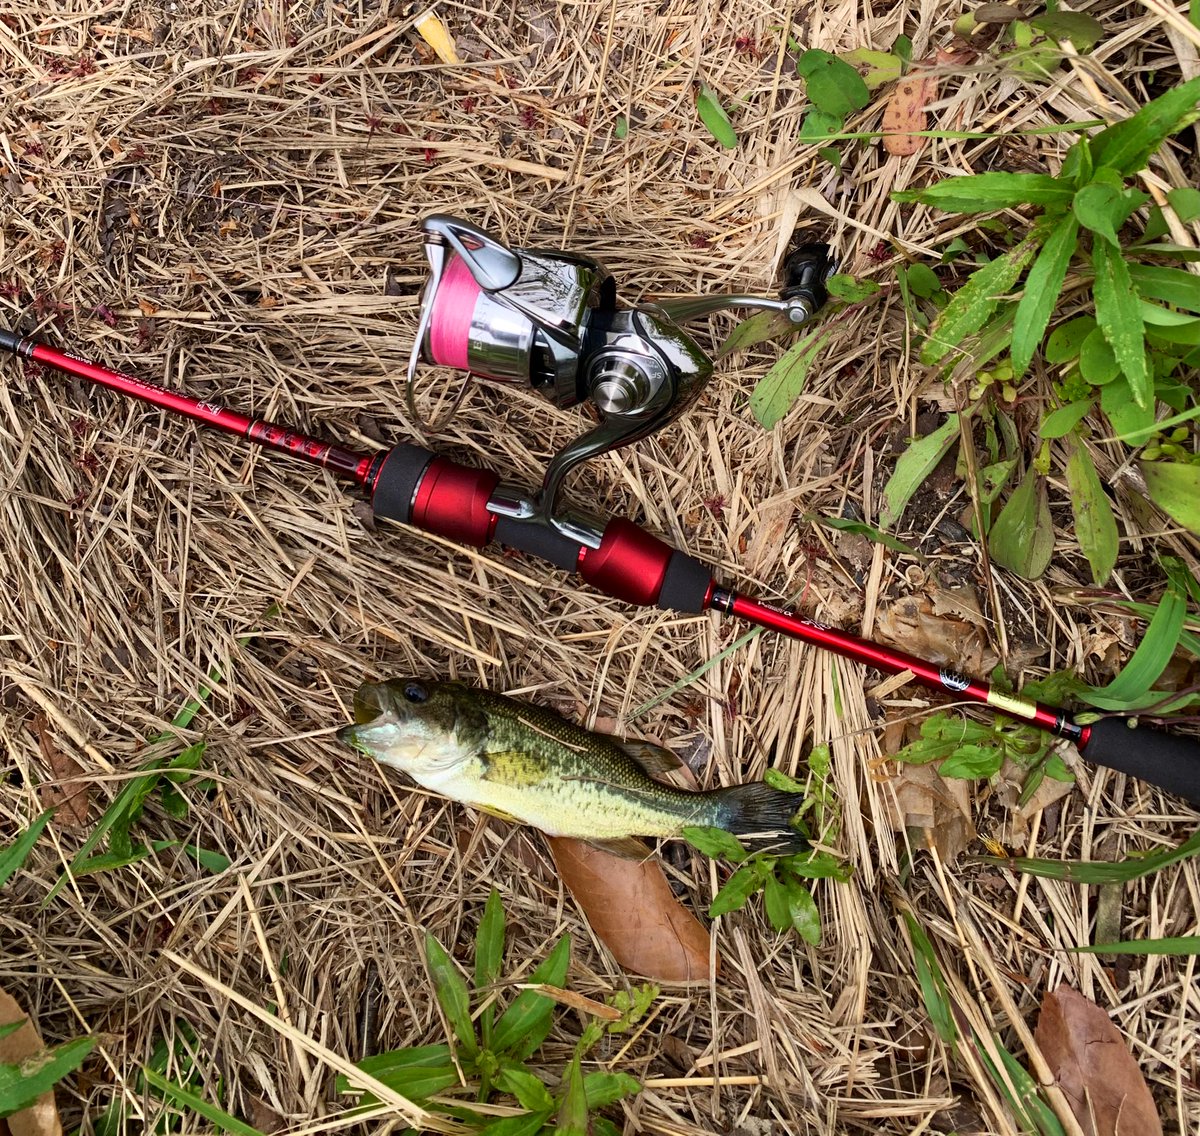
[407,215,835,543]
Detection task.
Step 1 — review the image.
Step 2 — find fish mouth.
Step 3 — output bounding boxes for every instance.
[339,682,395,753]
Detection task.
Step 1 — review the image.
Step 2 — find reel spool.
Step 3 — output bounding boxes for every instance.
[406,214,835,533]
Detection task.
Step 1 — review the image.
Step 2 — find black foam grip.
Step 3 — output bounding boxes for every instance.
[370,443,437,524]
[658,550,713,614]
[1083,716,1200,806]
[493,516,585,571]
[0,328,22,355]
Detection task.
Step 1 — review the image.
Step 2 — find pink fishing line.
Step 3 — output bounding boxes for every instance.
[427,254,479,369]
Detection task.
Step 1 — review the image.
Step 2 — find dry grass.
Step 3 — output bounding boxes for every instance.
[2,1,1199,1133]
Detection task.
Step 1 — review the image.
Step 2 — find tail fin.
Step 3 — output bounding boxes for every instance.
[714,782,809,854]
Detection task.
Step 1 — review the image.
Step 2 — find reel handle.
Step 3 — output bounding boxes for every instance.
[369,442,714,612]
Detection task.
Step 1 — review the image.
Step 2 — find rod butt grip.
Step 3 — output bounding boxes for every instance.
[1083,716,1200,806]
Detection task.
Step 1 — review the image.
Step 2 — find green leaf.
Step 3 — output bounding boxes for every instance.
[1079,559,1189,708]
[495,1067,554,1111]
[1030,10,1105,49]
[1092,241,1149,406]
[0,1023,25,1043]
[555,1053,589,1136]
[988,467,1054,580]
[336,1044,454,1094]
[1011,214,1078,376]
[583,1071,640,1109]
[879,414,960,527]
[749,330,829,428]
[779,850,853,882]
[763,872,793,932]
[1040,400,1092,438]
[1088,76,1200,176]
[1066,441,1118,585]
[1045,314,1095,362]
[778,876,822,944]
[798,108,844,143]
[893,172,1074,213]
[839,47,903,89]
[903,914,957,1045]
[1073,177,1147,246]
[1101,376,1155,439]
[480,1108,555,1136]
[681,825,748,862]
[938,744,1005,780]
[424,934,478,1057]
[905,263,942,299]
[979,829,1200,884]
[1079,326,1120,385]
[696,85,737,149]
[921,235,1041,364]
[475,889,505,992]
[815,516,918,554]
[1168,186,1200,223]
[140,1068,266,1136]
[762,767,808,794]
[0,1037,96,1121]
[717,310,796,357]
[1140,461,1200,537]
[492,935,570,1059]
[1073,936,1200,956]
[796,49,870,118]
[825,274,882,302]
[0,810,53,889]
[614,115,628,140]
[708,861,769,917]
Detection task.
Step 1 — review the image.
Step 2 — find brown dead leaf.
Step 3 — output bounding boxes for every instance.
[994,754,1075,839]
[882,72,938,156]
[0,987,63,1136]
[136,298,158,317]
[882,761,976,860]
[876,592,999,677]
[519,984,622,1021]
[32,714,89,828]
[744,496,796,579]
[548,838,715,983]
[1034,985,1163,1136]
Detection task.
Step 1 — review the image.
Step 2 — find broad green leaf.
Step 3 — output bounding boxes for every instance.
[1145,317,1200,346]
[905,263,942,299]
[480,1108,555,1136]
[825,274,882,302]
[1089,76,1200,176]
[1092,240,1149,406]
[1080,559,1189,708]
[798,108,844,143]
[1079,327,1120,385]
[707,861,769,917]
[1040,400,1092,438]
[979,829,1200,883]
[336,1045,454,1093]
[555,1053,589,1136]
[879,414,960,527]
[796,49,870,118]
[475,889,505,991]
[0,810,53,889]
[681,825,749,861]
[749,331,829,428]
[893,172,1074,213]
[813,515,918,554]
[763,872,793,932]
[1168,186,1200,223]
[921,235,1041,364]
[424,934,478,1056]
[491,935,570,1058]
[779,850,853,882]
[1030,10,1105,49]
[1066,442,1119,585]
[903,914,957,1045]
[938,744,1004,780]
[716,310,795,357]
[780,876,822,944]
[988,467,1054,580]
[495,1067,554,1111]
[1073,936,1200,956]
[1045,315,1096,362]
[1073,177,1148,246]
[0,1037,97,1121]
[1060,137,1094,185]
[1140,461,1200,536]
[583,1071,641,1109]
[840,47,903,89]
[1011,214,1079,376]
[696,85,737,149]
[1101,376,1155,438]
[614,115,628,140]
[763,768,807,794]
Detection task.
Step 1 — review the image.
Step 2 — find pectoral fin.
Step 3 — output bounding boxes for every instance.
[617,740,685,776]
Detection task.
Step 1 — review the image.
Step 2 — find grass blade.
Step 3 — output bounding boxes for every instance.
[0,1036,96,1119]
[1072,936,1200,956]
[142,1068,265,1136]
[879,414,960,527]
[0,810,53,889]
[903,914,957,1045]
[979,828,1200,883]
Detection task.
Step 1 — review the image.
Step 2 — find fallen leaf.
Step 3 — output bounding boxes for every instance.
[548,838,716,983]
[875,590,999,677]
[136,298,158,317]
[414,8,460,65]
[994,755,1075,840]
[0,986,63,1136]
[882,72,938,156]
[1034,985,1163,1136]
[744,496,796,579]
[31,714,89,828]
[882,760,976,860]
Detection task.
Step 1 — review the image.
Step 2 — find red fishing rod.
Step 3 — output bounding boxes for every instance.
[4,321,1198,807]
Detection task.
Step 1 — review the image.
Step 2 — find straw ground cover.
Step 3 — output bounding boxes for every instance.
[2,0,1199,1133]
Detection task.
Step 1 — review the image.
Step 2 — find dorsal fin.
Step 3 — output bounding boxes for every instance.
[617,739,685,776]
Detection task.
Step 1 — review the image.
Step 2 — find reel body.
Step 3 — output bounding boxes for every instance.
[407,213,833,546]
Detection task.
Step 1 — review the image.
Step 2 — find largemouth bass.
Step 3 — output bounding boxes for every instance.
[338,678,807,855]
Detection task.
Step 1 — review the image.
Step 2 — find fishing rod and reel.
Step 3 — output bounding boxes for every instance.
[3,214,1199,807]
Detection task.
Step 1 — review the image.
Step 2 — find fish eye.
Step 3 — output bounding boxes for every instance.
[402,681,428,703]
